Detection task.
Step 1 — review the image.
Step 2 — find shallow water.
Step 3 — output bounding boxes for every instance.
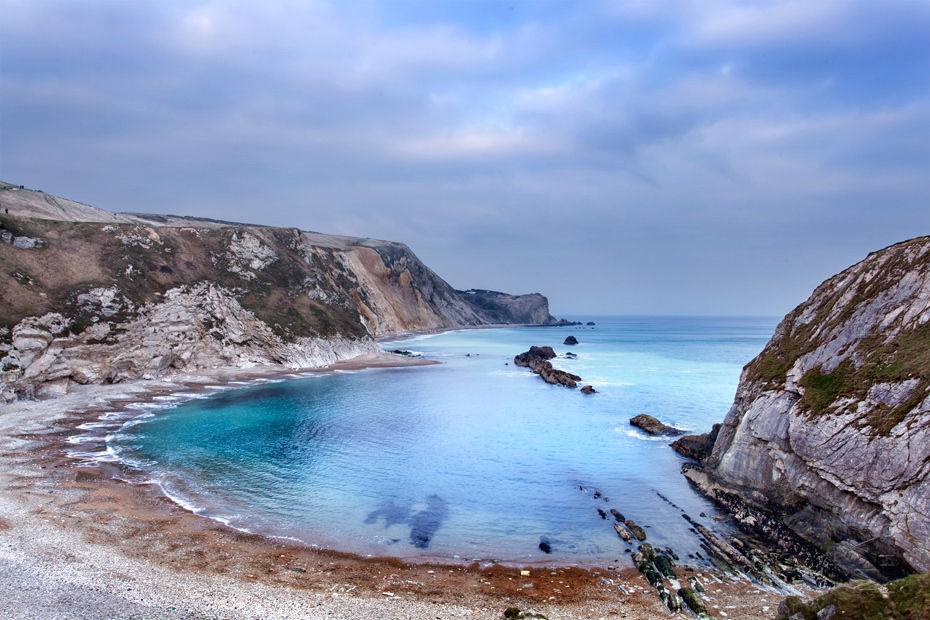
[106,316,777,566]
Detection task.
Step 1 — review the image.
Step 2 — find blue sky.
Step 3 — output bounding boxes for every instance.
[1,0,927,315]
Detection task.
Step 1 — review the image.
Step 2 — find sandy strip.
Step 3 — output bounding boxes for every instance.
[0,353,803,619]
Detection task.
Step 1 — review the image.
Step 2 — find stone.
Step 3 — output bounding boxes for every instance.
[538,538,552,554]
[563,336,578,345]
[629,414,673,435]
[580,385,595,394]
[678,587,707,615]
[817,605,836,620]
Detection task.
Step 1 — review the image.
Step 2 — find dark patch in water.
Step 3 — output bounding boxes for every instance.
[365,495,449,549]
[409,495,448,549]
[365,500,412,528]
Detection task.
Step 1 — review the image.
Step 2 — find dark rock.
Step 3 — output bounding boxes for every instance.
[678,587,707,615]
[610,508,624,522]
[654,554,676,579]
[563,352,577,358]
[291,566,307,573]
[513,346,556,367]
[538,537,552,554]
[580,385,595,394]
[638,543,656,561]
[597,509,607,519]
[563,336,578,345]
[627,522,647,541]
[670,426,721,461]
[586,322,595,326]
[629,414,674,435]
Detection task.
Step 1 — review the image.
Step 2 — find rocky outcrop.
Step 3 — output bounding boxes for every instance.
[514,346,581,388]
[563,336,578,345]
[685,237,930,577]
[670,424,720,461]
[630,414,676,435]
[0,183,560,401]
[456,289,559,325]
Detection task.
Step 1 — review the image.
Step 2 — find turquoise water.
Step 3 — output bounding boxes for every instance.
[104,316,777,566]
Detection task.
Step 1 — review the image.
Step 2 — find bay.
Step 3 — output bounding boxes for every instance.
[108,316,778,566]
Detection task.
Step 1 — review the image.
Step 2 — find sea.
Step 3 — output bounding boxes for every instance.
[85,316,779,567]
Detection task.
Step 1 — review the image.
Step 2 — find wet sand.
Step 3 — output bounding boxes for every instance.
[0,353,807,619]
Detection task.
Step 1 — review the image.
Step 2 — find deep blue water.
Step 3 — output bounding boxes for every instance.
[104,316,777,566]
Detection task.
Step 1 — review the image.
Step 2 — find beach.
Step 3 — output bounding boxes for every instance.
[0,353,805,619]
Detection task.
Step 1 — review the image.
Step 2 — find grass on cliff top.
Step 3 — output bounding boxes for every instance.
[0,218,369,342]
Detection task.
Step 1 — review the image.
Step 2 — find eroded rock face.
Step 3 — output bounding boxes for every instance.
[1,185,561,401]
[0,284,381,402]
[687,237,930,575]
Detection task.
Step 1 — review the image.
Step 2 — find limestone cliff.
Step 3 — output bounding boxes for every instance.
[456,289,559,325]
[0,182,554,402]
[685,237,930,577]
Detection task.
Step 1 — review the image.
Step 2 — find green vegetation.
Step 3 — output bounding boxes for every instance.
[742,238,930,436]
[776,572,930,620]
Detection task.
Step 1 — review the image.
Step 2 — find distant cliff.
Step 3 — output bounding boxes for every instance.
[456,289,560,325]
[0,182,556,402]
[685,237,930,577]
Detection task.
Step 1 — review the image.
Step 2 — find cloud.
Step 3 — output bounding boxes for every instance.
[0,0,927,314]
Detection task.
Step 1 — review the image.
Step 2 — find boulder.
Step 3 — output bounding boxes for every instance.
[669,424,720,461]
[563,336,578,345]
[580,385,595,394]
[629,414,673,435]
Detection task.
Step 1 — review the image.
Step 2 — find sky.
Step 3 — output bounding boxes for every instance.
[1,0,928,316]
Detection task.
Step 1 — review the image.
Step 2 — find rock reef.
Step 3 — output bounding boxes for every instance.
[513,346,582,388]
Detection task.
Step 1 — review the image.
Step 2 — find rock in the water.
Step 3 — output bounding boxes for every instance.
[629,414,673,435]
[614,522,632,542]
[514,346,581,388]
[538,537,552,554]
[669,424,720,461]
[580,385,595,394]
[586,321,595,326]
[610,508,624,522]
[563,336,578,345]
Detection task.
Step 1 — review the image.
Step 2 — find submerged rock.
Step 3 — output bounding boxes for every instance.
[538,537,552,554]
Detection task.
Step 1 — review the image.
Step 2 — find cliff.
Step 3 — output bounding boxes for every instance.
[0,182,555,402]
[684,237,930,578]
[456,289,559,325]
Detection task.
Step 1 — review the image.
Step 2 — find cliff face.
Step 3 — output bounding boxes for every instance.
[456,289,558,325]
[686,237,930,576]
[0,183,553,402]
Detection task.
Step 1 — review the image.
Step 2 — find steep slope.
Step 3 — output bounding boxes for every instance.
[685,237,930,577]
[0,183,553,402]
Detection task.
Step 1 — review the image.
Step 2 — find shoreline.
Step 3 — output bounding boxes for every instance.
[0,351,805,619]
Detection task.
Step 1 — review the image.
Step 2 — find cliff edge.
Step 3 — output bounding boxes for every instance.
[0,182,556,402]
[685,237,930,578]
